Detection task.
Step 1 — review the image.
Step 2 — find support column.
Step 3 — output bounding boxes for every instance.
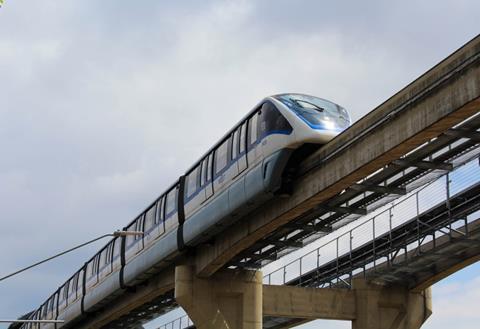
[352,279,432,329]
[174,265,262,329]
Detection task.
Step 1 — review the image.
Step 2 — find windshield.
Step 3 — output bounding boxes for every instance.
[274,94,350,130]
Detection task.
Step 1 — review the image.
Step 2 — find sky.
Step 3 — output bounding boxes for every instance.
[0,0,479,328]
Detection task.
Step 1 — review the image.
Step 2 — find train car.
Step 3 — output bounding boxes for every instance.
[23,93,350,329]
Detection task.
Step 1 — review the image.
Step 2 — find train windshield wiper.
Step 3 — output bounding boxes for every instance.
[290,98,325,112]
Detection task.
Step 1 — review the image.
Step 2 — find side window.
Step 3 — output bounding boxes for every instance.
[263,102,292,134]
[86,261,94,278]
[144,203,156,232]
[156,197,164,224]
[49,297,54,312]
[113,237,121,259]
[165,186,178,216]
[248,112,259,145]
[186,167,199,198]
[215,139,229,175]
[232,130,239,160]
[136,216,144,233]
[126,219,141,246]
[207,154,213,182]
[69,275,76,295]
[96,254,101,272]
[200,158,207,186]
[240,123,247,154]
[63,283,69,301]
[59,285,66,302]
[78,271,84,290]
[99,249,107,269]
[108,242,114,261]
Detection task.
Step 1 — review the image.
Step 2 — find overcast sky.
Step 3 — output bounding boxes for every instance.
[0,1,479,328]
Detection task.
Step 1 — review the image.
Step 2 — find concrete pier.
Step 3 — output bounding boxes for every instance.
[352,279,432,329]
[175,266,432,329]
[175,266,262,329]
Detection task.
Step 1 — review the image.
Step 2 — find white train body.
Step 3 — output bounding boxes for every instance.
[19,94,350,329]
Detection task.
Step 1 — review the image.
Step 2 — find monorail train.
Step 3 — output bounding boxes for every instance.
[18,93,350,329]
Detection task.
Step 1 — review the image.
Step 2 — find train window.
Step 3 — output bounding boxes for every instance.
[144,203,156,232]
[261,102,292,135]
[200,158,207,186]
[165,187,177,216]
[197,161,203,187]
[59,285,66,302]
[113,237,121,259]
[215,138,229,175]
[240,123,246,154]
[156,198,164,224]
[232,130,239,160]
[49,297,54,312]
[108,242,114,260]
[96,254,101,272]
[78,270,84,289]
[64,282,69,300]
[125,221,136,246]
[69,276,76,296]
[202,154,212,185]
[90,259,96,277]
[136,216,144,234]
[186,167,199,197]
[249,113,259,144]
[99,247,108,268]
[205,154,213,183]
[86,262,92,278]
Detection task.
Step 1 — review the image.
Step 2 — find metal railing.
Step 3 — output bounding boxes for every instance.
[263,156,480,287]
[157,315,194,329]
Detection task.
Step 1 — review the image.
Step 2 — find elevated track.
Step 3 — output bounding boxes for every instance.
[74,35,480,329]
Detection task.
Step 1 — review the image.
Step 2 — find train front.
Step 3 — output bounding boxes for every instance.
[273,93,351,144]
